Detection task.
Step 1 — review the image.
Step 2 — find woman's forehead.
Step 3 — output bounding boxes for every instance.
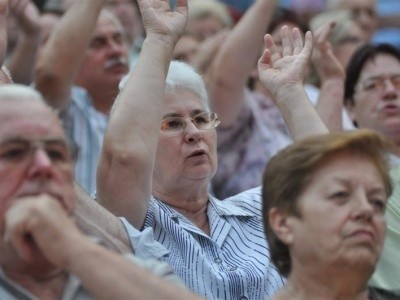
[164,89,207,112]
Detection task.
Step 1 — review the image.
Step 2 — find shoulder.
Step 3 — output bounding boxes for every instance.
[210,186,263,216]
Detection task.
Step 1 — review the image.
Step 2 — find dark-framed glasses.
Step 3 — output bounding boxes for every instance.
[358,74,400,94]
[161,112,220,136]
[0,137,73,165]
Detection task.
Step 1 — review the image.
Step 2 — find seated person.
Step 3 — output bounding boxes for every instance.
[0,85,197,299]
[262,129,397,299]
[257,24,400,297]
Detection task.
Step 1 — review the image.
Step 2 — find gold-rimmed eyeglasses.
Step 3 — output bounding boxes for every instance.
[161,112,220,136]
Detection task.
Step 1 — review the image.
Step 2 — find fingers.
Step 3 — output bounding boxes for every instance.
[258,48,272,70]
[314,21,334,54]
[264,34,281,65]
[281,26,293,57]
[292,28,304,55]
[314,21,335,44]
[302,31,314,59]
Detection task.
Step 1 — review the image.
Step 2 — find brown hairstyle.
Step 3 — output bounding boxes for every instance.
[262,130,393,277]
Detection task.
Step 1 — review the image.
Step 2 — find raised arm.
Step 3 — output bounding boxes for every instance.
[34,0,105,109]
[208,0,278,127]
[258,26,329,140]
[312,21,345,132]
[96,0,188,228]
[5,0,40,85]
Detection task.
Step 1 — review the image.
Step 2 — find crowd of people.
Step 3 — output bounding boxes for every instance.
[1,0,400,299]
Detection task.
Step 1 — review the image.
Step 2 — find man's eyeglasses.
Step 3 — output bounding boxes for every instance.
[0,137,73,165]
[358,75,400,94]
[161,112,220,136]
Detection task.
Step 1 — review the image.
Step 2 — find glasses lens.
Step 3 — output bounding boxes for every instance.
[161,117,185,135]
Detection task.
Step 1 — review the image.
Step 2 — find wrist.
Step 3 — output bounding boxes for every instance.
[144,33,177,51]
[274,83,305,104]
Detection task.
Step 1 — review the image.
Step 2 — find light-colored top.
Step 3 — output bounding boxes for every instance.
[212,88,292,199]
[0,269,91,300]
[370,165,400,290]
[0,247,181,300]
[123,187,285,299]
[60,86,108,196]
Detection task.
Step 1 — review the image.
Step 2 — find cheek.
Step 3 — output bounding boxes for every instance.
[0,167,24,203]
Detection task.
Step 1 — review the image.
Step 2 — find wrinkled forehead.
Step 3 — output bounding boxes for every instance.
[0,100,65,139]
[358,53,400,81]
[164,88,209,114]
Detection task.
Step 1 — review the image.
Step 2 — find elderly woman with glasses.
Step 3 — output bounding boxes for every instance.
[99,59,284,298]
[92,0,324,298]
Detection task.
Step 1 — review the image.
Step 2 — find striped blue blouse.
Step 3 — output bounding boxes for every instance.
[125,186,285,299]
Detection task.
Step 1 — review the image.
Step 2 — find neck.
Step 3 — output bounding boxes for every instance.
[275,265,370,300]
[4,269,68,300]
[91,88,119,115]
[153,184,210,235]
[77,82,119,115]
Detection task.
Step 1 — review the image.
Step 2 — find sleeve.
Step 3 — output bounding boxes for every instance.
[119,217,169,260]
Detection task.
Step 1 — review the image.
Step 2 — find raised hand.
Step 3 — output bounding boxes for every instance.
[312,21,345,82]
[258,26,313,98]
[9,0,40,36]
[138,0,187,45]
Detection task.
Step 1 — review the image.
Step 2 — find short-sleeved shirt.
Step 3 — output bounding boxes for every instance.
[123,187,285,299]
[60,86,108,195]
[212,89,292,199]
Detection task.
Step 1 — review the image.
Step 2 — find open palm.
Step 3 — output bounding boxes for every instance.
[138,0,188,44]
[258,26,313,97]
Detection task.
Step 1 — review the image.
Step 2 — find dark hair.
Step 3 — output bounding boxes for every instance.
[267,7,309,35]
[344,43,400,105]
[262,130,392,277]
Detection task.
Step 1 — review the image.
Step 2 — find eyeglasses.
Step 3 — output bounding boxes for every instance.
[358,75,400,94]
[0,137,73,165]
[161,112,220,136]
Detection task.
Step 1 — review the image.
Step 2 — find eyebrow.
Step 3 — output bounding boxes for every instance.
[331,177,386,195]
[162,109,206,119]
[362,73,400,82]
[0,136,69,147]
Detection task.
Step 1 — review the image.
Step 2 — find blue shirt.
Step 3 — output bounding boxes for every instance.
[61,86,108,195]
[124,187,284,299]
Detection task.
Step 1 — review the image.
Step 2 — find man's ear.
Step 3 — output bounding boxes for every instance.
[268,207,295,245]
[345,98,358,127]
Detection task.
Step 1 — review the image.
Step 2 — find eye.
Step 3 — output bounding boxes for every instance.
[392,76,400,88]
[0,141,30,161]
[370,198,386,212]
[162,118,184,130]
[90,37,107,49]
[45,148,69,162]
[364,81,380,91]
[0,146,29,161]
[329,191,350,204]
[193,113,212,126]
